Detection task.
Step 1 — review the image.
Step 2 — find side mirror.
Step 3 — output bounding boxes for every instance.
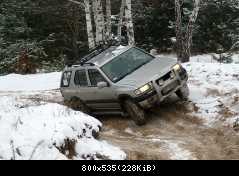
[97,81,108,89]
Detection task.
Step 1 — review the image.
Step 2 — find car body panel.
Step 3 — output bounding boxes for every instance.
[60,46,189,114]
[116,57,177,88]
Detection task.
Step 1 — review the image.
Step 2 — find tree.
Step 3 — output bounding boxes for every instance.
[125,0,135,45]
[117,0,126,41]
[105,0,112,41]
[92,0,105,45]
[193,0,239,53]
[84,0,96,49]
[117,0,135,45]
[175,0,202,62]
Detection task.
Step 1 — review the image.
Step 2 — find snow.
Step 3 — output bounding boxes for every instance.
[75,139,126,160]
[0,96,125,160]
[190,54,218,63]
[184,62,239,126]
[166,142,195,160]
[0,72,126,160]
[0,72,61,91]
[232,54,239,63]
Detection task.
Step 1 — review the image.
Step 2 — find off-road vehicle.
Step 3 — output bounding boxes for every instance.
[60,45,189,125]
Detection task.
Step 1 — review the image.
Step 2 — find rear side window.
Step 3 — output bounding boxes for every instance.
[88,69,106,87]
[74,70,88,87]
[61,71,72,87]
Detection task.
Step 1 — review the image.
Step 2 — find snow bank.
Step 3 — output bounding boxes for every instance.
[0,96,125,160]
[0,71,126,160]
[0,72,61,91]
[184,62,239,126]
[190,54,218,63]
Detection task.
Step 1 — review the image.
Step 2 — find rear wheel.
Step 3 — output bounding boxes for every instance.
[65,97,91,114]
[123,99,146,126]
[176,84,189,101]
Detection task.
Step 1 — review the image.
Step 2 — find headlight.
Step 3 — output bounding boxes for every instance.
[173,64,181,72]
[135,83,153,95]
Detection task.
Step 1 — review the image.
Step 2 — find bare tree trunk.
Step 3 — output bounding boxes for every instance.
[184,0,201,61]
[125,0,135,45]
[97,0,105,42]
[175,0,201,63]
[118,0,126,42]
[84,0,95,49]
[175,0,184,61]
[92,0,104,45]
[92,0,99,44]
[105,0,112,42]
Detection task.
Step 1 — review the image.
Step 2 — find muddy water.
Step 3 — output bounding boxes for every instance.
[98,96,239,160]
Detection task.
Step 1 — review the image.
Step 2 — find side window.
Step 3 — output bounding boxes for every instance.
[74,70,88,87]
[88,69,107,87]
[61,71,72,87]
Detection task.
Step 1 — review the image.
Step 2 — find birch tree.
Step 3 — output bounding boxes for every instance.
[84,0,95,49]
[175,0,202,63]
[92,0,104,45]
[117,0,135,46]
[175,0,183,62]
[125,0,135,45]
[105,0,112,42]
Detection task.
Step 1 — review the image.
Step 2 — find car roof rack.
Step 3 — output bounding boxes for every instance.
[66,39,121,67]
[72,63,95,67]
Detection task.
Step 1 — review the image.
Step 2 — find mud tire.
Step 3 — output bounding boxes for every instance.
[176,84,189,101]
[124,99,146,126]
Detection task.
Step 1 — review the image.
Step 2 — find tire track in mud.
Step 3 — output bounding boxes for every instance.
[98,96,239,160]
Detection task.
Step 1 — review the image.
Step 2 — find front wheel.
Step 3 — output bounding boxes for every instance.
[123,99,146,126]
[176,84,189,101]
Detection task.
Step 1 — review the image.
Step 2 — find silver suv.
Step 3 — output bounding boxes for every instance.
[60,46,189,125]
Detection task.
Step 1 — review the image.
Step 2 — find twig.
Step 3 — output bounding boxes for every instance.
[10,140,16,160]
[29,140,44,160]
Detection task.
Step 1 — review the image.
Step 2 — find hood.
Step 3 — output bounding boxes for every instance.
[116,57,177,88]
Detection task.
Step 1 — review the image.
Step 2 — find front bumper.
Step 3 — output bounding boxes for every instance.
[135,69,188,109]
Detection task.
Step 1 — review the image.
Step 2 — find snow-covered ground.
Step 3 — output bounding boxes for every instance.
[158,53,239,127]
[0,73,126,160]
[184,62,239,127]
[190,54,218,63]
[159,53,239,64]
[0,72,61,91]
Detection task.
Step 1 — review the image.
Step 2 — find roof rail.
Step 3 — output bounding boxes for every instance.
[72,63,95,67]
[81,41,120,63]
[65,39,121,67]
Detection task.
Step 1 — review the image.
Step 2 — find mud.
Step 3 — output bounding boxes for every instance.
[98,96,239,160]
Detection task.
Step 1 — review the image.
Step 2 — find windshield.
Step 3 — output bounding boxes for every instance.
[101,48,155,83]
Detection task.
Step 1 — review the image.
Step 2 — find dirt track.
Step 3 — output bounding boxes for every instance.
[98,96,239,160]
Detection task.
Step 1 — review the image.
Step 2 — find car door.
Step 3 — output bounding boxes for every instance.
[86,69,120,110]
[73,69,90,101]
